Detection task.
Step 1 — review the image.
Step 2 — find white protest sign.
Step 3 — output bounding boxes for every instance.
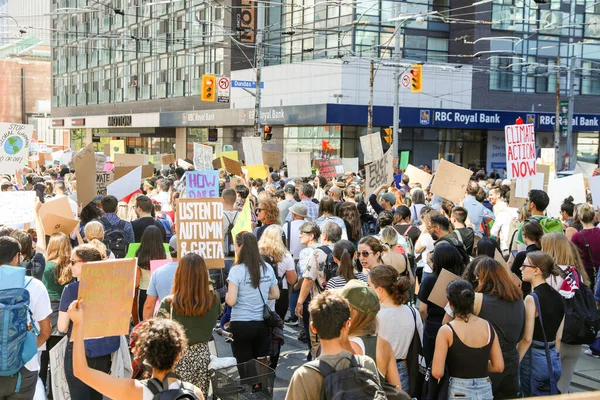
[575,161,597,181]
[0,123,34,174]
[342,158,359,174]
[242,137,264,166]
[515,173,544,198]
[546,173,586,218]
[540,148,555,175]
[365,149,394,198]
[360,132,384,165]
[590,175,600,209]
[287,152,312,178]
[193,143,213,171]
[96,171,113,197]
[60,149,73,166]
[505,124,536,179]
[95,153,107,172]
[0,191,35,225]
[178,158,194,170]
[107,166,142,201]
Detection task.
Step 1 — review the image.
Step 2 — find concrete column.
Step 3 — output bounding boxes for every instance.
[84,128,93,147]
[176,127,186,160]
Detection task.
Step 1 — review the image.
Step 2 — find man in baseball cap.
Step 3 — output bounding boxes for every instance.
[278,183,297,224]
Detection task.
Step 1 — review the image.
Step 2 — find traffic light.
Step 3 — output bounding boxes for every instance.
[201,74,216,101]
[383,127,393,145]
[410,64,422,93]
[263,125,272,141]
[208,128,218,142]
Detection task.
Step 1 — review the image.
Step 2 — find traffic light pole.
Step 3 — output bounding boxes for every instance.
[368,59,374,135]
[253,1,264,137]
[392,4,401,160]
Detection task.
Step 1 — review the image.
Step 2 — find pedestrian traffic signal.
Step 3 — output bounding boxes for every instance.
[201,74,216,102]
[410,64,422,93]
[383,127,393,145]
[263,125,272,141]
[208,128,218,142]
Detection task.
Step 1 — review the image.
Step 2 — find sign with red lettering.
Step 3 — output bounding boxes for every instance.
[505,124,536,179]
[318,158,344,179]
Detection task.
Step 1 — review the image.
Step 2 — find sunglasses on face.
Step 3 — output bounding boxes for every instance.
[359,251,373,258]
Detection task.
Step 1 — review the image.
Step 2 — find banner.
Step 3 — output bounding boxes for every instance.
[365,149,393,198]
[96,172,113,197]
[177,198,224,268]
[0,123,34,174]
[430,159,473,204]
[0,191,35,225]
[186,170,219,198]
[505,123,536,179]
[318,159,344,179]
[287,152,312,178]
[242,137,264,166]
[78,258,137,339]
[360,132,384,165]
[193,143,213,171]
[73,143,97,209]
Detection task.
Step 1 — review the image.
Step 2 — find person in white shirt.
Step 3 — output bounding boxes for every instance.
[151,179,172,211]
[282,203,309,260]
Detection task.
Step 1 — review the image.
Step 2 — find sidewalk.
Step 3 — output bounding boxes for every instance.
[569,345,600,392]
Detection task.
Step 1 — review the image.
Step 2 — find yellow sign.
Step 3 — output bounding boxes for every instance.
[231,198,253,244]
[245,164,269,180]
[109,140,125,161]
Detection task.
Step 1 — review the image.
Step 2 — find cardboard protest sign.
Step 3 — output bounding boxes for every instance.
[590,175,600,209]
[430,159,473,204]
[212,158,223,170]
[113,153,147,167]
[161,154,176,165]
[515,173,544,198]
[229,176,246,189]
[178,158,194,170]
[245,164,269,180]
[186,170,219,198]
[536,163,551,192]
[104,143,110,156]
[108,166,142,201]
[193,143,213,171]
[114,164,153,180]
[428,268,461,309]
[109,139,125,161]
[547,174,586,218]
[177,198,224,268]
[96,171,113,197]
[539,148,555,174]
[0,123,33,174]
[399,151,410,170]
[508,180,527,208]
[0,191,35,225]
[263,151,281,170]
[287,152,312,178]
[318,159,345,179]
[78,258,137,339]
[222,157,243,177]
[342,158,359,174]
[73,143,96,209]
[505,124,536,179]
[39,196,73,220]
[231,198,253,241]
[41,213,79,236]
[365,149,394,198]
[404,165,433,189]
[360,132,384,165]
[242,137,264,166]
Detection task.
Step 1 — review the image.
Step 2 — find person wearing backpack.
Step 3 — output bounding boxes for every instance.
[514,190,563,248]
[63,302,203,400]
[429,214,471,267]
[132,196,167,243]
[286,291,385,400]
[0,236,52,399]
[99,195,135,258]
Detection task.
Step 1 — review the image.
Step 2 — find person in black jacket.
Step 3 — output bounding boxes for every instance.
[132,195,167,243]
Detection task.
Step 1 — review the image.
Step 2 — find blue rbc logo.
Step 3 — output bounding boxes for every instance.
[420,110,431,125]
[526,114,536,125]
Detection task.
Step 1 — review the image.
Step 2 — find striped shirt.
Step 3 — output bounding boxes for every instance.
[325,272,368,290]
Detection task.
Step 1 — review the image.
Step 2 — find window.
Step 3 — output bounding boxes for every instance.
[490,57,514,90]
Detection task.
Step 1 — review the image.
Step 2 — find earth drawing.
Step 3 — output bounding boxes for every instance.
[4,136,23,155]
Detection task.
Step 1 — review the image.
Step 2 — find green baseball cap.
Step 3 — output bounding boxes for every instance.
[340,280,380,317]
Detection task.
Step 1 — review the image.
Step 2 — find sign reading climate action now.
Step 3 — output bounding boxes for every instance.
[177,198,224,268]
[505,123,536,179]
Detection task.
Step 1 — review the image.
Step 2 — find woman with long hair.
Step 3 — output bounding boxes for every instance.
[325,240,367,289]
[369,265,423,394]
[156,253,221,397]
[135,226,167,322]
[315,196,347,239]
[84,220,112,259]
[357,236,387,275]
[510,220,544,298]
[432,280,504,399]
[226,232,280,364]
[338,202,361,246]
[253,199,280,240]
[541,232,590,394]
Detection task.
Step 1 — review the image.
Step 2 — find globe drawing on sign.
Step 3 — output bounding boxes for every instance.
[4,136,23,155]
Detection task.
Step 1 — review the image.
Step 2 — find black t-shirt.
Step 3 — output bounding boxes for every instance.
[511,244,539,298]
[132,216,167,243]
[394,224,421,246]
[454,227,475,256]
[532,283,565,342]
[417,273,445,323]
[479,294,525,354]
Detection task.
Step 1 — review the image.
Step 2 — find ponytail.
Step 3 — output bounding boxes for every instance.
[333,240,357,283]
[369,264,410,305]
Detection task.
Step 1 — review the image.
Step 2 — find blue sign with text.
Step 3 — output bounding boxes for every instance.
[231,80,264,89]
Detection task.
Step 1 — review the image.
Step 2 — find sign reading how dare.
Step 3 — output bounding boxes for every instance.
[505,124,536,179]
[177,198,224,268]
[186,170,219,198]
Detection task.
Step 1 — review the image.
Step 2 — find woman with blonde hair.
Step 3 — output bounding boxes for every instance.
[84,220,113,259]
[253,198,280,240]
[379,227,414,284]
[540,232,590,394]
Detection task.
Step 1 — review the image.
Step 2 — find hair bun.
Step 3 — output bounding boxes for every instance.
[460,288,475,302]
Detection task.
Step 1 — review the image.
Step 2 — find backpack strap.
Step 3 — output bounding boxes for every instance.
[286,221,291,250]
[318,246,333,256]
[530,292,558,395]
[99,217,111,230]
[580,231,597,269]
[142,378,164,396]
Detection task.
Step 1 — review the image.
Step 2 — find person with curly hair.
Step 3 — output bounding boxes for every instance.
[253,198,280,241]
[65,302,204,399]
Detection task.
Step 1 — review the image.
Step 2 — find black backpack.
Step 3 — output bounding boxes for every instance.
[100,217,130,259]
[224,212,239,257]
[558,268,600,345]
[361,218,379,237]
[262,255,283,290]
[437,237,470,267]
[142,373,200,400]
[318,246,337,283]
[305,355,386,400]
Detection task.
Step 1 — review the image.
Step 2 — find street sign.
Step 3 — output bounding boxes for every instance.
[217,76,230,103]
[231,80,265,89]
[401,74,410,88]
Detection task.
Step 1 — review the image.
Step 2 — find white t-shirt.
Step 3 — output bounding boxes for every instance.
[24,277,52,371]
[282,220,307,260]
[376,304,423,360]
[417,233,435,273]
[267,254,295,311]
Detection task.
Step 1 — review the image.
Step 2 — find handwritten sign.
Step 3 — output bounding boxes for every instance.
[186,170,219,198]
[360,132,384,165]
[242,137,263,166]
[193,143,213,171]
[177,198,224,268]
[505,124,536,179]
[430,159,473,204]
[287,152,312,178]
[78,258,137,339]
[161,154,176,165]
[96,172,113,197]
[318,159,344,179]
[0,123,34,174]
[0,191,35,225]
[365,149,393,197]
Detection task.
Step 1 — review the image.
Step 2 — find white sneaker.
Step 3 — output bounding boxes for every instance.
[584,349,600,358]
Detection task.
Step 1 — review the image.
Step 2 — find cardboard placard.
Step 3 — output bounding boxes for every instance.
[242,137,264,166]
[78,258,137,339]
[365,149,394,198]
[505,124,536,179]
[539,148,555,174]
[342,158,359,174]
[177,198,224,268]
[104,143,110,156]
[245,164,269,180]
[287,152,312,178]
[212,158,223,169]
[113,153,147,167]
[263,151,281,170]
[40,196,73,220]
[113,164,153,180]
[508,180,527,208]
[536,163,551,192]
[430,159,472,204]
[96,171,113,197]
[108,166,142,201]
[186,170,219,198]
[161,154,176,165]
[0,123,34,174]
[360,132,384,165]
[404,165,433,189]
[546,174,586,219]
[41,213,79,236]
[229,176,246,189]
[109,140,125,161]
[125,243,170,259]
[0,191,35,225]
[193,143,213,171]
[318,159,345,179]
[222,157,243,177]
[72,143,97,209]
[427,268,461,309]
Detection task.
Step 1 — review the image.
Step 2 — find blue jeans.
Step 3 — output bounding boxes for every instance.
[397,361,409,394]
[289,286,299,318]
[448,377,493,400]
[519,341,561,397]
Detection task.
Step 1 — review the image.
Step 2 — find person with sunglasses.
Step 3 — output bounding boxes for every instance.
[510,221,544,298]
[57,244,121,400]
[253,199,280,241]
[357,236,386,275]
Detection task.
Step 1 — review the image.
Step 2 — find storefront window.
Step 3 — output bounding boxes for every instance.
[283,125,342,162]
[577,132,599,164]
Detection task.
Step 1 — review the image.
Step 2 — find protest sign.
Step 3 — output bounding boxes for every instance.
[536,163,551,192]
[590,176,600,209]
[60,150,73,166]
[78,258,137,339]
[212,158,223,169]
[0,123,34,174]
[0,191,35,225]
[404,164,433,189]
[430,159,473,204]
[108,166,142,201]
[193,143,213,171]
[505,124,536,179]
[114,153,147,167]
[150,259,171,275]
[231,198,252,241]
[263,151,281,170]
[40,196,73,220]
[365,149,394,198]
[114,164,153,180]
[229,176,246,189]
[342,158,359,174]
[95,153,107,172]
[186,170,219,198]
[575,161,598,188]
[428,269,461,309]
[161,154,176,165]
[104,143,110,156]
[104,162,114,172]
[287,152,312,178]
[177,198,224,268]
[360,132,384,165]
[242,137,264,166]
[73,143,96,209]
[508,180,527,208]
[41,213,79,236]
[245,164,269,180]
[96,171,113,197]
[539,148,555,174]
[109,139,125,161]
[399,151,410,170]
[318,159,345,179]
[515,173,544,198]
[178,158,194,170]
[219,151,239,168]
[222,157,243,177]
[125,243,170,259]
[547,174,586,218]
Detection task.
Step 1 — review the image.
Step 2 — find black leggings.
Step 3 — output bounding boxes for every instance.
[229,320,270,364]
[64,343,112,400]
[270,289,289,369]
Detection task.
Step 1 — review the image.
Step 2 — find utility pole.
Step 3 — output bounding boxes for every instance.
[253,1,264,137]
[392,5,401,160]
[566,56,576,171]
[368,59,374,135]
[554,55,561,173]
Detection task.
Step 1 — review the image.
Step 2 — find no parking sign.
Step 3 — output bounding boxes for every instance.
[217,77,230,103]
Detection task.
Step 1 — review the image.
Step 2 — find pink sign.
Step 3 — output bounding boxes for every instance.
[104,162,115,172]
[150,259,171,275]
